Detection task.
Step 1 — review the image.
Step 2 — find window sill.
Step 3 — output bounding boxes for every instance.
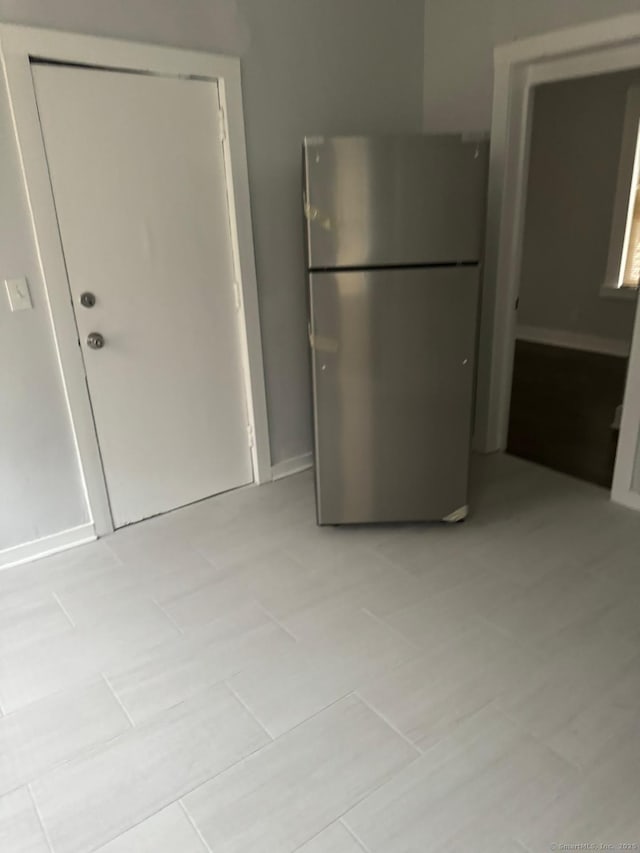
[600,284,639,301]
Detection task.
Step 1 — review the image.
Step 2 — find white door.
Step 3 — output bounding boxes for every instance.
[32,64,254,528]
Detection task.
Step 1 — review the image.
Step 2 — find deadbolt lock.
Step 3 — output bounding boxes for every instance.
[80,292,96,308]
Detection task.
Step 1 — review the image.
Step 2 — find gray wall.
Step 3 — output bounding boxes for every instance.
[0,0,424,552]
[0,84,90,550]
[239,0,425,462]
[423,0,640,499]
[423,0,640,132]
[518,71,639,342]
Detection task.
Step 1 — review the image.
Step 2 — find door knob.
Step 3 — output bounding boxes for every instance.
[87,332,105,350]
[80,292,96,308]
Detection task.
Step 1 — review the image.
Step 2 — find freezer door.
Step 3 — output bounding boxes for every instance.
[304,135,488,269]
[310,266,479,524]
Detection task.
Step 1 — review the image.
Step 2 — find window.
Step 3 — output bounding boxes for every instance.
[604,86,640,295]
[621,142,640,286]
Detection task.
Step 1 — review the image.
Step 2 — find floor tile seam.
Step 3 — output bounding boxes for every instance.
[50,591,77,628]
[349,618,517,700]
[101,672,136,728]
[21,724,136,804]
[369,542,490,577]
[221,687,371,750]
[248,602,300,643]
[102,540,128,562]
[41,729,282,853]
[15,681,251,801]
[179,541,235,574]
[0,670,113,720]
[190,537,279,574]
[242,699,424,853]
[351,689,421,755]
[513,835,536,853]
[358,607,425,653]
[187,542,229,571]
[488,701,585,774]
[285,818,373,853]
[149,596,187,635]
[174,733,287,812]
[138,595,187,635]
[223,679,275,741]
[76,797,203,853]
[178,799,214,852]
[26,782,55,853]
[339,819,374,852]
[255,597,424,653]
[470,613,548,659]
[329,748,425,845]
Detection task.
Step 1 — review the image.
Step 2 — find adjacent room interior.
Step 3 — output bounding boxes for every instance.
[1,3,640,852]
[508,70,640,488]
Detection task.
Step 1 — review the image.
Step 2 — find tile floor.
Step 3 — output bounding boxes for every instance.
[1,453,640,852]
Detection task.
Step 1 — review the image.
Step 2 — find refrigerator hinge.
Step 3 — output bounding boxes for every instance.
[218,107,227,143]
[233,280,242,312]
[247,423,255,448]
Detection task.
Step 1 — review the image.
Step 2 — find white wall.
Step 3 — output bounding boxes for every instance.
[423,0,640,132]
[0,0,425,553]
[518,70,639,346]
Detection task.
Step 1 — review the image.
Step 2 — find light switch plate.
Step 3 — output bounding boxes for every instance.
[5,277,33,312]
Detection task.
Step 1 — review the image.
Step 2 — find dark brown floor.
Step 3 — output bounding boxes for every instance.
[507,340,628,488]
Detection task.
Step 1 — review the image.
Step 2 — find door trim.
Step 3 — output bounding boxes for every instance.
[0,24,272,536]
[479,12,640,511]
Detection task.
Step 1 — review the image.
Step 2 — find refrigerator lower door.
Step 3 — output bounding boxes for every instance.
[309,266,479,524]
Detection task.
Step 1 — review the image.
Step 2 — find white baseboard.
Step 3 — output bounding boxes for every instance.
[271,452,313,481]
[0,523,96,571]
[516,325,631,357]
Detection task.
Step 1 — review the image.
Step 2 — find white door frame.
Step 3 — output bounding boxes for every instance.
[479,12,640,511]
[0,24,272,536]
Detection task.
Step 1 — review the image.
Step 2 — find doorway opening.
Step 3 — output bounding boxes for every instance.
[481,14,640,512]
[506,70,639,489]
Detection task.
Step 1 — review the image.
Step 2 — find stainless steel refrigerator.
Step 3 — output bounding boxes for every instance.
[303,135,489,525]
